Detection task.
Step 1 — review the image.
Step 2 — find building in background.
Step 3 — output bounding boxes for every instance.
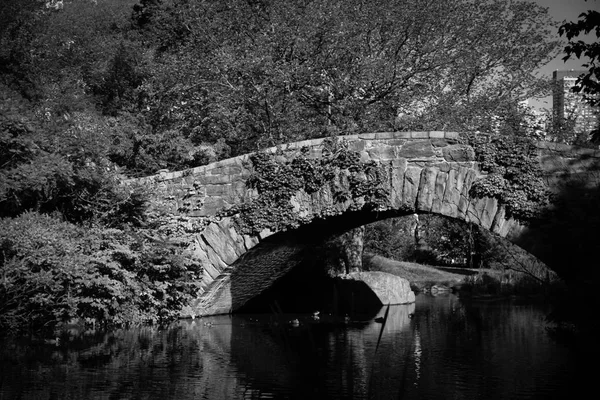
[552,70,598,140]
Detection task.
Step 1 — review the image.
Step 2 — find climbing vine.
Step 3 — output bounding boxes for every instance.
[468,134,550,221]
[228,138,390,235]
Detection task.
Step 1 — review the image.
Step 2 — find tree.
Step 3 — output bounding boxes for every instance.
[559,6,600,142]
[0,0,562,175]
[131,0,560,166]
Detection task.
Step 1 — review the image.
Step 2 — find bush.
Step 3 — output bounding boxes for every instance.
[0,212,203,333]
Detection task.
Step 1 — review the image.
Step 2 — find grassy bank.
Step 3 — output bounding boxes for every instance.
[363,252,555,297]
[363,253,466,291]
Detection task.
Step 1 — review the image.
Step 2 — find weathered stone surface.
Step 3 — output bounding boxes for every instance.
[120,132,592,318]
[242,234,260,251]
[431,138,450,147]
[402,166,422,209]
[389,158,407,208]
[457,168,477,218]
[196,240,308,315]
[367,145,397,161]
[439,168,460,218]
[442,144,476,162]
[431,170,449,214]
[217,217,246,258]
[339,272,416,305]
[416,167,438,212]
[201,222,239,265]
[398,141,435,158]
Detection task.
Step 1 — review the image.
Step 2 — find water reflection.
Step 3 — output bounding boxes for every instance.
[0,295,593,399]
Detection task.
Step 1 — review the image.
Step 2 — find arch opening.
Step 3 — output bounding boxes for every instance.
[196,208,556,318]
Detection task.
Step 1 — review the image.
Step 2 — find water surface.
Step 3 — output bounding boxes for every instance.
[0,294,593,399]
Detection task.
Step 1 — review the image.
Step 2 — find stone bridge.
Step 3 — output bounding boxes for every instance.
[123,131,600,317]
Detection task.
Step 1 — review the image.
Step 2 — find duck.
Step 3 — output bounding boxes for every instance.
[290,319,300,327]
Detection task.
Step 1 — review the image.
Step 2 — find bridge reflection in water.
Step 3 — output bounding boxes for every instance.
[0,295,594,399]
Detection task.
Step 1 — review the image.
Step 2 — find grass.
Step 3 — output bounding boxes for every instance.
[363,252,469,291]
[362,252,553,297]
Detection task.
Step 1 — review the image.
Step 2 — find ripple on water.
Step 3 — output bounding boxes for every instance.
[0,295,594,400]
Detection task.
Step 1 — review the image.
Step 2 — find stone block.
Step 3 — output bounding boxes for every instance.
[201,222,240,265]
[440,168,460,218]
[206,184,232,196]
[367,145,397,161]
[339,271,415,305]
[411,131,430,139]
[258,228,274,240]
[490,205,510,236]
[217,217,247,259]
[389,159,407,209]
[347,140,367,152]
[198,279,233,317]
[431,170,448,214]
[431,138,450,147]
[375,132,395,139]
[201,242,228,273]
[392,131,412,139]
[197,174,232,185]
[442,144,476,162]
[358,133,377,139]
[195,197,227,217]
[385,139,407,146]
[416,167,438,212]
[466,196,498,229]
[429,131,445,138]
[242,234,260,251]
[402,166,422,210]
[398,141,435,158]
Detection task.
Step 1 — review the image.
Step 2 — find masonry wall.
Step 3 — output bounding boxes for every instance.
[122,132,600,316]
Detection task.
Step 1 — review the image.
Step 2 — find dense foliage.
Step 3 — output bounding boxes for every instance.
[468,134,550,221]
[231,139,389,235]
[364,215,485,267]
[559,9,600,107]
[558,6,600,143]
[1,0,560,175]
[0,212,202,332]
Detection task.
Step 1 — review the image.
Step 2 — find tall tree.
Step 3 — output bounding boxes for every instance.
[559,6,600,142]
[132,0,560,163]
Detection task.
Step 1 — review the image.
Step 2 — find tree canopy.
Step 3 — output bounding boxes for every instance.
[1,0,560,178]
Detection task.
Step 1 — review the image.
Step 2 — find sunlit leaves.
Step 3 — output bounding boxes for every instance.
[0,212,203,332]
[469,134,550,221]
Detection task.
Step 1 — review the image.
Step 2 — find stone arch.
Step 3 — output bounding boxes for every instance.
[123,131,600,317]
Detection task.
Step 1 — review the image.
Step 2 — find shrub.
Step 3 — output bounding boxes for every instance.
[0,212,202,333]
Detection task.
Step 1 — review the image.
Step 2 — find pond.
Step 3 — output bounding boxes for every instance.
[0,294,593,399]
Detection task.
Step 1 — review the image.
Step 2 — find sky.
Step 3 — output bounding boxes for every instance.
[529,0,600,109]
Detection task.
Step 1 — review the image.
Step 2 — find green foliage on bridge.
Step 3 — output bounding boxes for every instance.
[229,139,390,235]
[468,135,550,221]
